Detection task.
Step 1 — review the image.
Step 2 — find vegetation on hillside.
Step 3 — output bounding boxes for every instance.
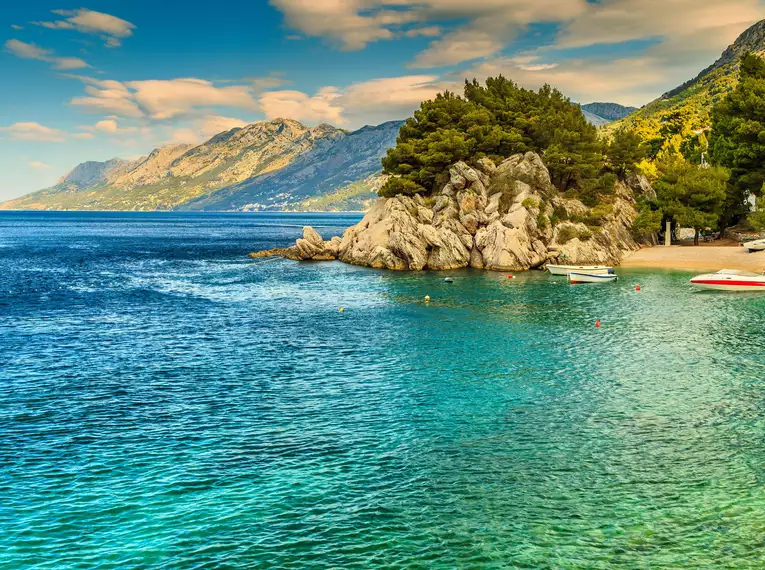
[711,53,765,227]
[380,77,605,198]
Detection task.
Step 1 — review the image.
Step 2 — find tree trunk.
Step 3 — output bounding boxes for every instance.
[694,228,700,246]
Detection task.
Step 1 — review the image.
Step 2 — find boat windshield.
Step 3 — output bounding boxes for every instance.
[717,269,762,277]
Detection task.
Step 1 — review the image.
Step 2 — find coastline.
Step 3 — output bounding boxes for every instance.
[621,244,765,272]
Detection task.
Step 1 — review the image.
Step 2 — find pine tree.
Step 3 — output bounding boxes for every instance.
[655,160,729,245]
[607,128,645,178]
[710,52,765,227]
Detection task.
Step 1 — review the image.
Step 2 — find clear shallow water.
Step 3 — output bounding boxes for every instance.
[2,211,765,569]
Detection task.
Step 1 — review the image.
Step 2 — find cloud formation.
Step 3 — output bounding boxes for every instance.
[4,39,89,69]
[0,122,67,142]
[29,161,51,169]
[69,77,260,120]
[32,8,136,48]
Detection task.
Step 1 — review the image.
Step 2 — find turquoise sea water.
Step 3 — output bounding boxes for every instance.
[2,211,765,569]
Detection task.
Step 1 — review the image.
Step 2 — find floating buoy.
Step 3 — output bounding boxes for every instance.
[444,277,454,283]
[595,320,601,328]
[339,307,345,313]
[508,274,515,279]
[424,295,431,302]
[635,285,641,291]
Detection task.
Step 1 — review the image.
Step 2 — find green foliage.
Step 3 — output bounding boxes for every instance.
[578,229,594,240]
[522,197,539,209]
[556,225,578,244]
[550,205,569,226]
[378,178,425,198]
[749,194,765,232]
[380,76,604,197]
[655,160,729,243]
[576,173,618,207]
[537,212,549,229]
[607,128,645,178]
[710,52,765,227]
[631,203,663,238]
[588,204,614,224]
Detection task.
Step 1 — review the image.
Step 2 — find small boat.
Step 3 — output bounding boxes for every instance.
[690,269,765,291]
[745,239,765,253]
[547,264,614,276]
[569,272,618,284]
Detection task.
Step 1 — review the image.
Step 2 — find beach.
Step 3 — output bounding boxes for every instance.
[622,242,765,272]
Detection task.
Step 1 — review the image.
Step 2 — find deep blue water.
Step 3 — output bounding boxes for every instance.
[2,211,765,569]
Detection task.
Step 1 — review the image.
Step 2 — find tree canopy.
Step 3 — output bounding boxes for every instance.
[654,160,729,244]
[380,76,603,197]
[710,52,765,226]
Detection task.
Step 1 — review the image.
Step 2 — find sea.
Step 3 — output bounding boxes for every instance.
[2,211,765,569]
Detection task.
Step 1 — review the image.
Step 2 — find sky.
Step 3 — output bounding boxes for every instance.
[2,0,765,200]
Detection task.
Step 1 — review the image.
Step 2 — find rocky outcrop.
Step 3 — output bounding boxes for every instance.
[252,152,646,271]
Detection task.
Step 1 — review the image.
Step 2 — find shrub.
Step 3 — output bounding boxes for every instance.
[522,197,539,209]
[537,212,549,229]
[379,178,425,197]
[579,229,594,240]
[557,225,578,244]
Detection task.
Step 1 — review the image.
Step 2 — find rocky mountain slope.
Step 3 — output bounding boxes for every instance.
[582,103,637,123]
[252,153,653,271]
[1,119,397,212]
[613,19,765,136]
[183,121,401,211]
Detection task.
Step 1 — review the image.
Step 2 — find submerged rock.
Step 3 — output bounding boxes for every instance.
[249,153,648,271]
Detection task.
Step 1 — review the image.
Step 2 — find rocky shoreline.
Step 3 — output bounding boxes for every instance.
[250,153,653,271]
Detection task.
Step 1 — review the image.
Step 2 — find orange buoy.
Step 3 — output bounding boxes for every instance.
[508,274,515,279]
[635,285,641,291]
[595,320,601,328]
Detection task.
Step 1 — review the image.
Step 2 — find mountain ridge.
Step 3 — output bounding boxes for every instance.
[0,118,386,212]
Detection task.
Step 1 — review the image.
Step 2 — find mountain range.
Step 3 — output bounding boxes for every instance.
[1,119,401,212]
[581,103,637,127]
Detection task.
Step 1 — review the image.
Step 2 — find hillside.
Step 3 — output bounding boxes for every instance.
[612,19,765,144]
[582,103,637,122]
[0,119,398,212]
[183,121,401,211]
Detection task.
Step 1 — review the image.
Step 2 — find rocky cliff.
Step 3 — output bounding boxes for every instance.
[251,153,649,271]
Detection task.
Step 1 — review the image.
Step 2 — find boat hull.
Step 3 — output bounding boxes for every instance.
[568,272,618,284]
[745,239,765,253]
[547,264,613,276]
[690,279,765,291]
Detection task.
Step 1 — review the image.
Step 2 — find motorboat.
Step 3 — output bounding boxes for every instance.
[546,264,614,276]
[690,269,765,291]
[568,272,618,284]
[745,239,765,253]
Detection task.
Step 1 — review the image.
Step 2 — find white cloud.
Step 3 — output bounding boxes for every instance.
[166,115,250,145]
[29,161,52,169]
[4,39,89,69]
[11,24,23,31]
[0,122,66,142]
[258,75,442,128]
[271,0,587,66]
[72,132,94,139]
[557,0,763,50]
[259,87,345,125]
[68,76,259,120]
[33,8,135,48]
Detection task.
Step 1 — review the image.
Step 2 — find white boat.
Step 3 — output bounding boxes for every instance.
[546,264,614,276]
[690,269,765,291]
[568,272,618,284]
[745,239,765,253]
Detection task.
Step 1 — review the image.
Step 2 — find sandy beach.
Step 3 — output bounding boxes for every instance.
[622,243,765,272]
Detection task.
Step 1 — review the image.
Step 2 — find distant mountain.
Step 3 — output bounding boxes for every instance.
[582,103,637,123]
[183,120,402,211]
[0,119,400,212]
[612,19,765,137]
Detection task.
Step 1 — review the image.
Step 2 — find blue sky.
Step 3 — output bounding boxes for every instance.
[2,0,764,200]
